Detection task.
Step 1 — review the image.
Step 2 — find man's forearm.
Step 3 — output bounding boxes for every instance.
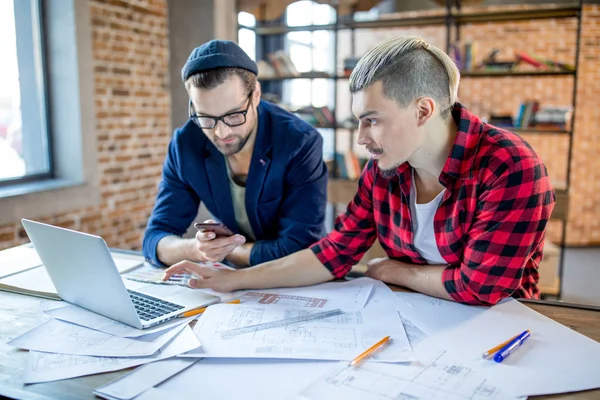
[225,243,254,268]
[156,235,198,266]
[382,261,453,301]
[235,249,334,290]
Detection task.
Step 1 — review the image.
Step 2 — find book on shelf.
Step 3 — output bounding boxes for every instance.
[294,105,336,127]
[451,43,574,73]
[257,51,300,78]
[487,102,571,131]
[343,57,360,77]
[516,100,540,128]
[451,41,478,71]
[328,152,368,180]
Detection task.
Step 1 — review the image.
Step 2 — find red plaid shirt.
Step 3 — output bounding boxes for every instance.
[311,103,555,305]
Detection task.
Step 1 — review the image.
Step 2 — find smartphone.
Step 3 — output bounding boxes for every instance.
[194,222,235,237]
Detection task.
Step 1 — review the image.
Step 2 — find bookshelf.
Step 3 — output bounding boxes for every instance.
[248,0,583,299]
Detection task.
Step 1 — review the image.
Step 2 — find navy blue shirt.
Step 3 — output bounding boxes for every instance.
[143,100,328,266]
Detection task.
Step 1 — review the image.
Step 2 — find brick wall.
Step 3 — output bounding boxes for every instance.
[568,4,600,245]
[0,0,171,251]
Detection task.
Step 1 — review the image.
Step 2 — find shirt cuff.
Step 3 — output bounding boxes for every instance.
[309,238,349,279]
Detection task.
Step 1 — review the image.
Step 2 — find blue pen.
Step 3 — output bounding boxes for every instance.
[493,330,531,363]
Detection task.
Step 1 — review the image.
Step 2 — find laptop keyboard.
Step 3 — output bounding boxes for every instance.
[127,289,185,321]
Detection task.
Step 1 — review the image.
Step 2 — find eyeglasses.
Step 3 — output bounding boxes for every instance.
[189,90,254,129]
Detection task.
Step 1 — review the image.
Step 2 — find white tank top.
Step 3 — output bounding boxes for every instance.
[410,170,447,265]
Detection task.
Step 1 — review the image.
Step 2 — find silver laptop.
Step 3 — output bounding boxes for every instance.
[21,219,220,329]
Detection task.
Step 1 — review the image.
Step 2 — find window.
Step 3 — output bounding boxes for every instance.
[284,1,336,161]
[0,0,52,185]
[238,12,256,61]
[0,0,100,225]
[283,1,336,110]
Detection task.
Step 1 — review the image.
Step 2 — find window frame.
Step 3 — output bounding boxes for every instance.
[0,0,54,187]
[0,0,100,225]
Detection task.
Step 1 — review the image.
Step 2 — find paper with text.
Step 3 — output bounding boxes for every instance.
[94,357,199,400]
[239,278,374,309]
[9,317,186,357]
[394,292,488,336]
[419,298,600,397]
[182,303,413,362]
[22,325,200,384]
[46,304,193,338]
[294,350,517,400]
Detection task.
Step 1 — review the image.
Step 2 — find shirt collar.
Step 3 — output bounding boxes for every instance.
[390,102,484,192]
[439,102,484,183]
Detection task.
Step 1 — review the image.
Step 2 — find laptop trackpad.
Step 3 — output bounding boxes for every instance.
[136,284,219,308]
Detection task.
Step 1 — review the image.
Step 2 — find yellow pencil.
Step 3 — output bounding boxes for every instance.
[179,299,241,318]
[349,336,391,366]
[482,329,531,359]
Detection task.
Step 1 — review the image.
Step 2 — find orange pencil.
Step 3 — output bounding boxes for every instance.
[349,336,391,366]
[482,329,531,359]
[179,299,241,318]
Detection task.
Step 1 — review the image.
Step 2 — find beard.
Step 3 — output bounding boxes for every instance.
[214,122,255,156]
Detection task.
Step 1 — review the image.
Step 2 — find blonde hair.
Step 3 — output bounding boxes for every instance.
[349,36,460,118]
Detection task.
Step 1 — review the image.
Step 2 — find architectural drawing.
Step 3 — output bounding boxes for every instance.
[237,278,374,308]
[243,291,329,308]
[189,304,414,362]
[23,326,200,384]
[399,313,427,348]
[297,351,514,400]
[9,317,183,357]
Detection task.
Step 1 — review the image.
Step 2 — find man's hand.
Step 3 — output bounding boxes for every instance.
[195,219,246,263]
[366,257,454,301]
[365,257,401,284]
[162,261,240,293]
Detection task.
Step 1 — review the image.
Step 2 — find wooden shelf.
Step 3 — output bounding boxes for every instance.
[258,73,342,81]
[553,189,569,222]
[252,5,579,36]
[328,178,359,204]
[461,70,575,77]
[254,15,447,35]
[260,71,574,80]
[513,128,570,135]
[341,15,446,30]
[255,23,337,35]
[454,5,580,24]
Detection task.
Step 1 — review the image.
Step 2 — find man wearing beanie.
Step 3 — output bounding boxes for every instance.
[143,40,328,268]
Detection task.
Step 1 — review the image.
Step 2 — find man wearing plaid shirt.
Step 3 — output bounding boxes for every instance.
[163,37,556,306]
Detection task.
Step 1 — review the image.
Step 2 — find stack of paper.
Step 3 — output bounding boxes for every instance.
[96,281,600,400]
[8,302,202,384]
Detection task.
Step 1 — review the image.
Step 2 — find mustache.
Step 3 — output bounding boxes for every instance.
[366,144,384,155]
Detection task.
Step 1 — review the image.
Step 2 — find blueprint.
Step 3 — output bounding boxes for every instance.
[23,325,200,384]
[239,278,374,309]
[400,313,427,349]
[9,317,185,357]
[46,304,194,338]
[181,303,413,362]
[295,350,516,400]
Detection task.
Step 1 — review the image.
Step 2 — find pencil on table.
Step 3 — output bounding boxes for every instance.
[349,335,391,366]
